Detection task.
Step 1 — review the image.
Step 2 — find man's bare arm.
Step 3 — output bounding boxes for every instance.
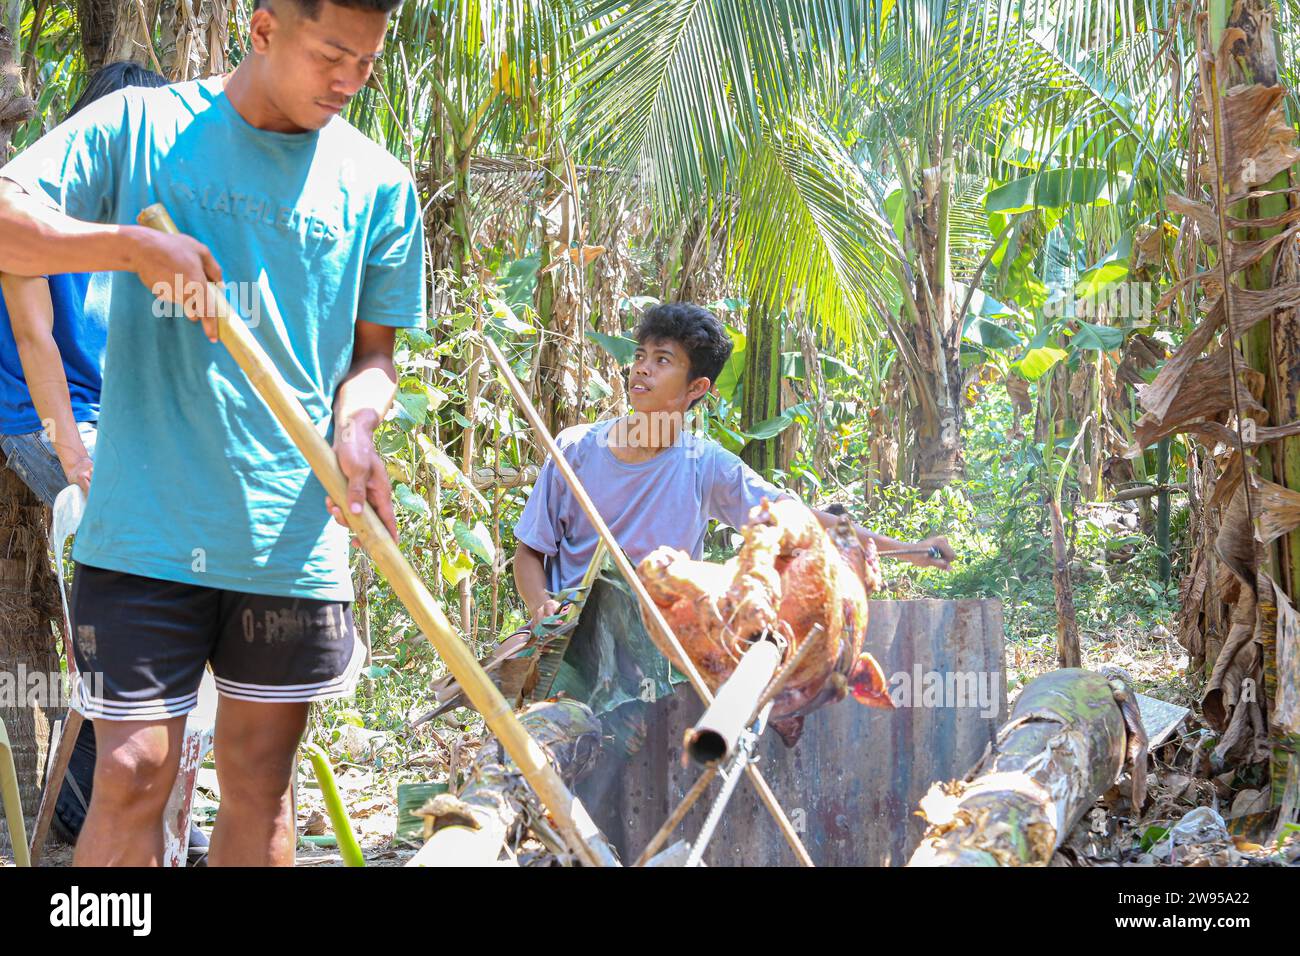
[0,273,93,491]
[325,320,399,539]
[809,506,953,571]
[513,543,559,623]
[0,181,136,276]
[0,180,225,339]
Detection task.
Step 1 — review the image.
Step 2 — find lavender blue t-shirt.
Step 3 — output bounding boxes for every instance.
[514,419,789,592]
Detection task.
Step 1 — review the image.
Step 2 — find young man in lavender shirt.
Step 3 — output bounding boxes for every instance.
[512,303,954,630]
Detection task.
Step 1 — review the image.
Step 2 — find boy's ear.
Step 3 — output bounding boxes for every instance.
[686,375,713,405]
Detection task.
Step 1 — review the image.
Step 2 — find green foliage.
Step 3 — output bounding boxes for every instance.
[986,167,1129,214]
[7,0,1199,781]
[846,382,1180,691]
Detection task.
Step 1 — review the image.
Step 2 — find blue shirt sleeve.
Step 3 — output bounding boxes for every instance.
[513,455,565,557]
[705,445,791,529]
[358,176,426,330]
[0,89,135,224]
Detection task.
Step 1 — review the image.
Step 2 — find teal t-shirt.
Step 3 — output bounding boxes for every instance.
[0,77,426,600]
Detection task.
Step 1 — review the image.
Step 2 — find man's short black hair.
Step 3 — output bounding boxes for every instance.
[633,303,733,407]
[255,0,403,18]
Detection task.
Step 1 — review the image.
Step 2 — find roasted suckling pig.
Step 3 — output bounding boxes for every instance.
[638,498,892,746]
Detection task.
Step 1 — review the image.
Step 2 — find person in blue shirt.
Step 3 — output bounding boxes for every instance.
[0,63,168,496]
[0,0,425,867]
[0,61,167,850]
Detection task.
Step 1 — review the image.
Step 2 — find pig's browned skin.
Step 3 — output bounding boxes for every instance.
[637,498,891,747]
[638,553,738,686]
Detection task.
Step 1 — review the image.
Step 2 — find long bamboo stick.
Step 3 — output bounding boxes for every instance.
[479,333,814,866]
[28,711,80,865]
[136,204,604,868]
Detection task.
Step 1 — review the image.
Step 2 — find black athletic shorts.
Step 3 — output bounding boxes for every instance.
[69,564,363,721]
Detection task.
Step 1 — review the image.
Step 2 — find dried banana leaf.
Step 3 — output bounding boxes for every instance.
[1136,302,1224,422]
[1166,192,1300,243]
[1188,418,1300,451]
[1268,576,1300,738]
[1198,83,1300,194]
[1140,286,1300,429]
[1132,349,1266,451]
[1252,476,1300,547]
[1202,488,1266,752]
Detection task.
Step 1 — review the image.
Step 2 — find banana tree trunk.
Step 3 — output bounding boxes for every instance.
[75,0,122,72]
[1050,498,1081,669]
[0,34,56,821]
[0,467,62,817]
[157,0,229,81]
[740,301,781,478]
[75,0,229,78]
[0,23,33,156]
[908,669,1134,867]
[1214,0,1300,818]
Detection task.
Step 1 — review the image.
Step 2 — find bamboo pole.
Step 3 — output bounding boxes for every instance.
[479,333,815,867]
[136,204,604,868]
[27,712,79,865]
[1156,437,1172,584]
[459,311,482,645]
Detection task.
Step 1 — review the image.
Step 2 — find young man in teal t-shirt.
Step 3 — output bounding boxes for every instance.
[0,0,425,866]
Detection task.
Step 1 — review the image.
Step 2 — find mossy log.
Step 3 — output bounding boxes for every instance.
[908,668,1139,866]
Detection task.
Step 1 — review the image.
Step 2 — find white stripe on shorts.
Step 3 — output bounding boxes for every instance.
[74,676,199,721]
[213,635,366,704]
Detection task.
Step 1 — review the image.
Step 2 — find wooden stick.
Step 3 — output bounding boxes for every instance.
[480,333,814,867]
[28,711,80,865]
[650,629,818,864]
[136,204,604,869]
[632,766,716,867]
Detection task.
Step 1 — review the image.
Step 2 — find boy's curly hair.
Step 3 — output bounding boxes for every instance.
[633,303,733,408]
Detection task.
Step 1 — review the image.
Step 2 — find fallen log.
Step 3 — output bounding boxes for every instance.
[408,699,619,867]
[907,668,1145,867]
[470,464,539,491]
[1110,482,1188,502]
